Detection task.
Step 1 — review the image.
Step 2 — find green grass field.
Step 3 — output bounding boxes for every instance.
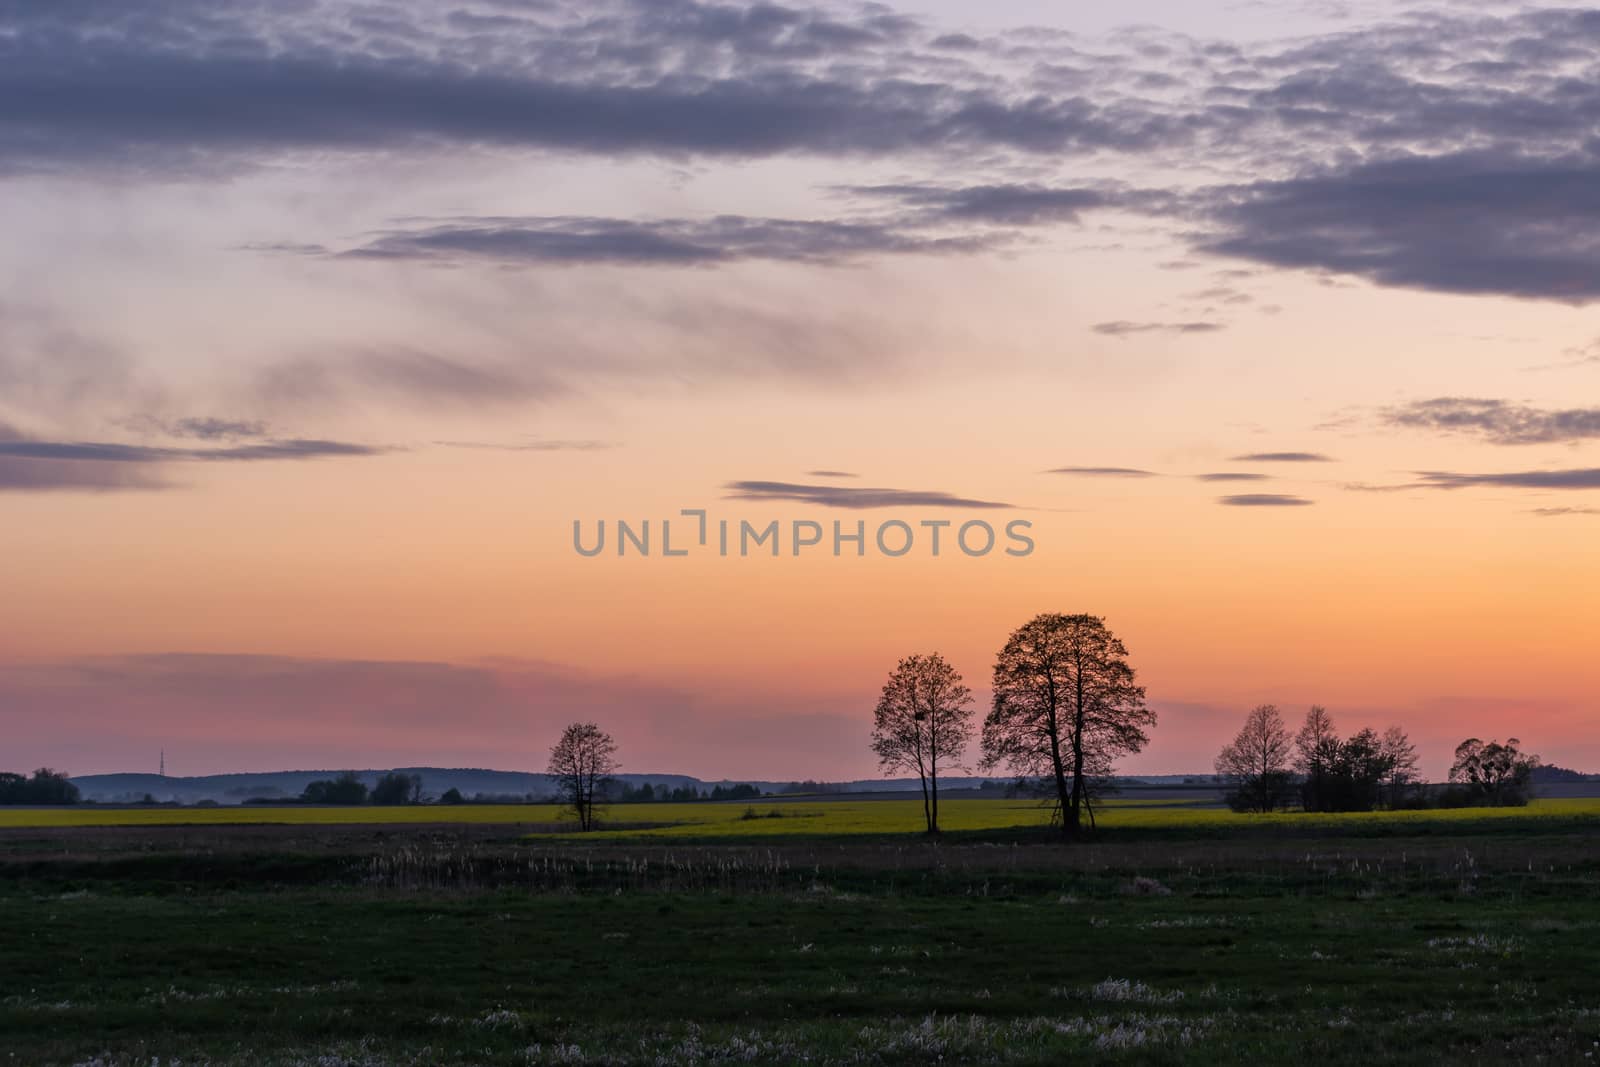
[5,798,1600,1065]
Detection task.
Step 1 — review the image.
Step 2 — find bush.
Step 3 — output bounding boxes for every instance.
[301,772,368,805]
[1223,771,1295,813]
[0,768,81,806]
[370,772,422,805]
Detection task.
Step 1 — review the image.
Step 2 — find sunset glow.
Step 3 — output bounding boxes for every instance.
[4,0,1598,782]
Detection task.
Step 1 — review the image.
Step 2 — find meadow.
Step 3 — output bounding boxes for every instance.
[5,795,1600,838]
[4,799,1600,1065]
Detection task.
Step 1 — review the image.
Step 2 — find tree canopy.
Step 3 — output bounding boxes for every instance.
[871,652,975,834]
[547,722,620,831]
[981,613,1153,835]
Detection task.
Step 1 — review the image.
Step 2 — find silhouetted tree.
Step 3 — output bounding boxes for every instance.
[1330,727,1391,811]
[871,652,975,834]
[1449,737,1538,806]
[1294,706,1339,812]
[0,769,80,805]
[547,722,619,831]
[1215,704,1294,812]
[1292,720,1405,812]
[301,772,368,805]
[439,787,464,805]
[1381,726,1421,806]
[371,772,422,805]
[981,613,1154,836]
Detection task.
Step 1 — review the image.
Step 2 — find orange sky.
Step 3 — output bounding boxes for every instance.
[2,0,1598,781]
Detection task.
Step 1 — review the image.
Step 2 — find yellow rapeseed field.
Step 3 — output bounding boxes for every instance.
[3,796,1597,836]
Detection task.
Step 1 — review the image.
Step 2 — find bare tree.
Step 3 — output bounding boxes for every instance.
[981,613,1154,837]
[1215,704,1294,812]
[547,722,619,831]
[1294,706,1339,811]
[1380,725,1420,806]
[871,652,974,834]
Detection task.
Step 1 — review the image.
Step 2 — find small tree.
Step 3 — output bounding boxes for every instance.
[1380,726,1421,806]
[439,787,465,805]
[1449,737,1538,806]
[1329,727,1393,812]
[301,772,368,805]
[547,722,620,831]
[371,772,422,805]
[1215,704,1294,812]
[871,652,975,834]
[982,613,1154,836]
[1294,706,1338,812]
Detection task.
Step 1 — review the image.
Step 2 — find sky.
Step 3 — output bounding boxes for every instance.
[2,0,1598,782]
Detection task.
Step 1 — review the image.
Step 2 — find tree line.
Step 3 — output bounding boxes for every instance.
[2,610,1549,827]
[0,769,80,805]
[612,782,763,803]
[498,610,1552,835]
[1214,704,1537,812]
[525,614,1153,835]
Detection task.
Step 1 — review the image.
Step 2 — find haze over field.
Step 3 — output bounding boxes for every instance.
[2,0,1598,779]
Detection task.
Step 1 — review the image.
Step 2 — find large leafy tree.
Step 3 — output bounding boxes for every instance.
[1449,737,1538,806]
[871,652,974,834]
[547,722,620,831]
[981,613,1154,836]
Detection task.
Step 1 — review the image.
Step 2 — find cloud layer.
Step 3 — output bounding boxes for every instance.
[0,421,386,492]
[9,2,1600,303]
[723,479,1011,509]
[1383,398,1600,445]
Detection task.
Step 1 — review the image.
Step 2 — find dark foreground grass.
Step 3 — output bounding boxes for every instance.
[4,824,1600,1065]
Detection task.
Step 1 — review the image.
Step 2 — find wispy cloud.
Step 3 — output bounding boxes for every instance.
[1229,452,1334,463]
[1218,493,1314,507]
[1091,321,1224,338]
[1044,466,1158,477]
[723,480,1011,509]
[1196,472,1268,482]
[252,348,566,412]
[1382,398,1600,445]
[849,183,1117,225]
[435,439,614,452]
[0,421,386,492]
[1529,507,1600,517]
[1413,468,1600,491]
[805,470,859,478]
[337,215,1002,268]
[0,436,384,464]
[123,416,270,441]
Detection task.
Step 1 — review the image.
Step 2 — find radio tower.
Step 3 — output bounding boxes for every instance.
[160,750,165,777]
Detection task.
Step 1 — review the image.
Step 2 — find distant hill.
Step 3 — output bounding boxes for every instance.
[64,768,1212,805]
[1531,764,1598,783]
[70,768,690,805]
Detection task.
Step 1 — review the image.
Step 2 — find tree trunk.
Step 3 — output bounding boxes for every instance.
[929,764,939,834]
[1067,743,1085,836]
[1047,729,1073,836]
[918,771,931,834]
